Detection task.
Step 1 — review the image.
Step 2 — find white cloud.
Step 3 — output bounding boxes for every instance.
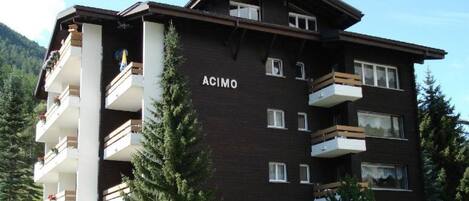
[0,0,66,46]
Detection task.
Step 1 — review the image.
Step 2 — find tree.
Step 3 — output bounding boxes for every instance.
[0,74,41,201]
[325,176,375,201]
[419,70,469,201]
[456,167,469,201]
[125,22,213,201]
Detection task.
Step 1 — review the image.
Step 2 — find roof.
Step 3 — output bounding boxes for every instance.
[34,1,446,98]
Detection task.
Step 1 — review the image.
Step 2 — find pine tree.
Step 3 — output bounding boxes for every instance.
[456,167,469,201]
[325,176,375,201]
[125,22,213,201]
[0,74,40,201]
[419,70,469,201]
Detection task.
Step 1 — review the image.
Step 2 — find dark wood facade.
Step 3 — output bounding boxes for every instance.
[36,1,446,201]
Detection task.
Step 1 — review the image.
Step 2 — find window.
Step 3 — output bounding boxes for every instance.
[295,62,306,80]
[361,163,408,190]
[267,109,285,129]
[289,13,317,31]
[266,58,284,77]
[358,111,404,139]
[299,164,310,184]
[297,112,308,131]
[229,1,260,21]
[354,61,400,89]
[269,162,287,182]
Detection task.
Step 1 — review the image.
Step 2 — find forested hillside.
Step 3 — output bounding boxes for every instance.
[0,22,45,200]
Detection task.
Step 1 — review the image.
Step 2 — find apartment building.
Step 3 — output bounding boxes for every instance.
[33,0,446,201]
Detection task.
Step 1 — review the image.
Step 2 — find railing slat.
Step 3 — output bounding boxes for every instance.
[312,72,362,92]
[105,62,143,95]
[104,120,142,148]
[311,125,365,144]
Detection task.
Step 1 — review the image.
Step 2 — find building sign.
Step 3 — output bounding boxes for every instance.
[202,75,238,89]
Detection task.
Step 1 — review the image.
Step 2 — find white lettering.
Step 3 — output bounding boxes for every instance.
[202,75,238,89]
[221,78,230,88]
[209,77,216,86]
[202,76,209,86]
[231,80,238,89]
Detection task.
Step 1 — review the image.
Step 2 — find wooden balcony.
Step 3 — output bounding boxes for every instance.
[49,190,76,201]
[103,120,142,161]
[44,25,82,93]
[34,136,78,183]
[313,182,369,199]
[105,62,144,112]
[309,72,362,108]
[36,85,80,142]
[103,183,130,201]
[311,125,366,158]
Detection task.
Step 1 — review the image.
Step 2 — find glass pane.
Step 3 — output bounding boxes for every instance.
[307,19,316,31]
[392,117,402,138]
[289,16,297,27]
[298,114,306,130]
[267,111,274,126]
[364,64,374,85]
[300,166,308,182]
[376,66,387,87]
[278,164,285,180]
[298,17,306,29]
[358,112,398,138]
[296,62,305,79]
[361,164,407,189]
[387,68,398,89]
[354,62,363,82]
[269,164,276,180]
[275,111,284,127]
[249,7,259,20]
[238,6,250,19]
[229,5,238,17]
[265,59,273,74]
[273,60,282,76]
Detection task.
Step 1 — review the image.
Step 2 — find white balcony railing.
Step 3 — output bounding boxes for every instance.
[36,85,80,142]
[44,25,82,93]
[313,182,369,201]
[103,183,130,201]
[103,120,142,161]
[311,125,366,158]
[34,136,78,183]
[309,72,362,108]
[105,62,143,112]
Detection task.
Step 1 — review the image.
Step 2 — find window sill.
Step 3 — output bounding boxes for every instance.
[298,129,311,132]
[295,77,307,81]
[371,188,412,192]
[266,74,286,79]
[269,180,289,184]
[300,182,313,185]
[267,126,288,130]
[366,136,408,141]
[362,85,405,92]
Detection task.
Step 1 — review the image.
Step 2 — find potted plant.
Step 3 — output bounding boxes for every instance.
[47,194,56,201]
[38,113,47,122]
[51,148,59,154]
[53,96,61,106]
[37,156,44,165]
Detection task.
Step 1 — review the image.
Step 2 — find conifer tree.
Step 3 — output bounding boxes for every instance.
[0,74,40,201]
[419,70,469,201]
[125,22,213,201]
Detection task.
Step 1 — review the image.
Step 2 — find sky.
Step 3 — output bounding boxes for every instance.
[0,0,468,119]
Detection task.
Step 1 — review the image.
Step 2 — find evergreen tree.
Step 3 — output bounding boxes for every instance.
[0,75,41,201]
[325,176,375,201]
[456,167,469,201]
[419,70,469,201]
[125,22,213,201]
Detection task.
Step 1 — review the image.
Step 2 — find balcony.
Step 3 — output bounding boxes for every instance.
[47,190,76,201]
[44,28,82,93]
[34,137,78,183]
[103,120,142,161]
[36,86,80,142]
[313,182,369,201]
[309,72,362,108]
[103,183,130,201]
[105,62,143,112]
[311,125,366,158]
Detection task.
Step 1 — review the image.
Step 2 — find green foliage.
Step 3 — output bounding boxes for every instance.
[0,75,41,201]
[419,70,469,201]
[456,167,469,201]
[125,22,213,201]
[325,176,375,201]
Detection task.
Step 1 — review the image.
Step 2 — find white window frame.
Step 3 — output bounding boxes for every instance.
[269,162,287,183]
[288,12,317,31]
[357,111,405,139]
[229,1,261,21]
[299,164,310,184]
[295,62,306,80]
[297,112,309,131]
[267,109,286,129]
[266,58,284,77]
[354,60,400,90]
[361,162,409,190]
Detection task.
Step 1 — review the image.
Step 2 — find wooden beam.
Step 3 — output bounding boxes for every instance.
[263,34,277,62]
[233,29,246,60]
[224,25,239,46]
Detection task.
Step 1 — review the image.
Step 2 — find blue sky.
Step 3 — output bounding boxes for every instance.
[0,0,467,119]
